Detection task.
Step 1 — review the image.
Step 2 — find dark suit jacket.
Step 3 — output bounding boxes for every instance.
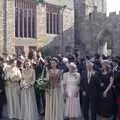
[80,70,99,100]
[0,67,6,105]
[113,66,120,97]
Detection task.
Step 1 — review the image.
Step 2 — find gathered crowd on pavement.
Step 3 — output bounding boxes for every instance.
[0,50,120,120]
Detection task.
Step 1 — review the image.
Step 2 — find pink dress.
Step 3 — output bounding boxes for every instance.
[63,72,81,118]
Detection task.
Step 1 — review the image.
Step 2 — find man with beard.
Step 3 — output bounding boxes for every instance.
[0,57,6,118]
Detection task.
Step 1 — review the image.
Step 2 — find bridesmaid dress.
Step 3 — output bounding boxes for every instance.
[20,68,39,120]
[5,66,21,119]
[45,69,64,120]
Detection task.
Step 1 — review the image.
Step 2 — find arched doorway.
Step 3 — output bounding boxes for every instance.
[96,28,113,56]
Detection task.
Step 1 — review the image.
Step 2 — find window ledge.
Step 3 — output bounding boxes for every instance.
[15,37,37,41]
[46,34,59,36]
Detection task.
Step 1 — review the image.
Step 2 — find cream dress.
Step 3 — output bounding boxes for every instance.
[63,72,82,118]
[45,69,64,120]
[5,66,21,119]
[20,68,39,120]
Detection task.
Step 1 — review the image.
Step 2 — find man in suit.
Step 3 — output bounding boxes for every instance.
[0,57,6,118]
[33,57,45,116]
[81,61,98,120]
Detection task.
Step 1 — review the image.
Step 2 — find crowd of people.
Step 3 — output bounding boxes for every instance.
[0,50,120,120]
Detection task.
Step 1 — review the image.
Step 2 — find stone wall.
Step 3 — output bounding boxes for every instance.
[76,11,120,56]
[39,0,75,54]
[0,0,74,55]
[36,3,47,48]
[45,0,74,9]
[7,0,15,54]
[0,0,4,55]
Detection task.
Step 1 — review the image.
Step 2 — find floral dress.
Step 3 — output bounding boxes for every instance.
[63,72,81,118]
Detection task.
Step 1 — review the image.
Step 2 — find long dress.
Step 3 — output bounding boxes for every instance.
[97,72,115,117]
[63,72,81,118]
[20,68,39,120]
[45,69,64,120]
[5,66,21,119]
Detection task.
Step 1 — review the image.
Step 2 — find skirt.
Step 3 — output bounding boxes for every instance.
[20,86,39,120]
[45,87,64,120]
[65,95,81,118]
[5,85,21,119]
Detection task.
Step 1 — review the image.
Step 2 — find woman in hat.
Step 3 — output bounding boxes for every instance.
[20,59,38,120]
[45,57,63,120]
[97,61,115,120]
[63,62,81,120]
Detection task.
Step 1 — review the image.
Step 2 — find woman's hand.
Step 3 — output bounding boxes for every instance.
[0,89,3,94]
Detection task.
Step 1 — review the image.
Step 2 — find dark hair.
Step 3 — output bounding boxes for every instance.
[28,50,34,60]
[68,55,75,62]
[86,56,90,60]
[95,53,100,60]
[23,59,32,69]
[49,58,59,69]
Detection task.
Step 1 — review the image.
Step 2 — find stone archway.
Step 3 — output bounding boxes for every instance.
[96,28,113,56]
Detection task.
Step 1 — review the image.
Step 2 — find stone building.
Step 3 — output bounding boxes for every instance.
[74,0,120,57]
[0,0,74,55]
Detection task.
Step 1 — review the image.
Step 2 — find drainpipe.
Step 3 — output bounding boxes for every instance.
[60,5,66,54]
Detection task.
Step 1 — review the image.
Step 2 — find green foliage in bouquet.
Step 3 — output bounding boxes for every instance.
[35,66,51,91]
[36,77,51,91]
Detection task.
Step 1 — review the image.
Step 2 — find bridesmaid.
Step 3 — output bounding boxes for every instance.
[5,59,21,119]
[20,59,39,120]
[45,57,63,120]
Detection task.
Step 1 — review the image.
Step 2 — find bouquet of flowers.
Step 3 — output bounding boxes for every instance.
[4,69,11,81]
[21,80,32,89]
[35,66,51,91]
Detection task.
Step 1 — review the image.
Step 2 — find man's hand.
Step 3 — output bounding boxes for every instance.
[82,91,86,96]
[0,89,3,93]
